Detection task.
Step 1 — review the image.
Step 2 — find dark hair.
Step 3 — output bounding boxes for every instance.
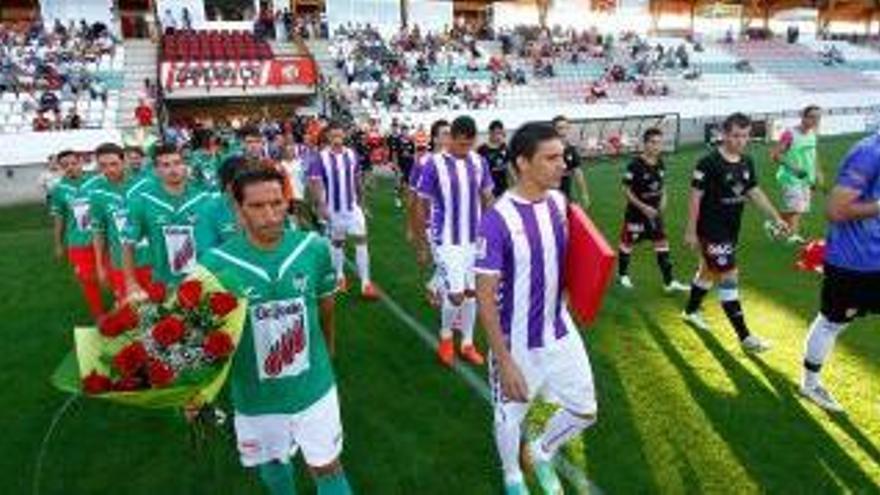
[56,149,77,161]
[722,112,751,132]
[241,125,262,139]
[192,128,213,149]
[95,142,124,159]
[153,142,179,160]
[551,115,568,126]
[489,120,504,132]
[124,146,144,157]
[451,115,477,139]
[324,120,344,132]
[231,164,286,204]
[803,105,821,117]
[643,127,663,143]
[429,119,450,151]
[509,122,560,170]
[219,155,246,191]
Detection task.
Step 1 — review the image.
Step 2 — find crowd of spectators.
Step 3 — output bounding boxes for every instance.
[0,19,118,132]
[326,22,692,113]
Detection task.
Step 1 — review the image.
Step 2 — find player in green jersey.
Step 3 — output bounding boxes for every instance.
[122,143,211,293]
[196,165,352,495]
[50,149,104,319]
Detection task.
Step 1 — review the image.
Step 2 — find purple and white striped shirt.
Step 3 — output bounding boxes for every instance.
[416,150,494,246]
[408,152,432,192]
[474,190,571,351]
[308,147,361,214]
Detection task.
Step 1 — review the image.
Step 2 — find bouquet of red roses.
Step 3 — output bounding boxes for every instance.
[52,267,247,409]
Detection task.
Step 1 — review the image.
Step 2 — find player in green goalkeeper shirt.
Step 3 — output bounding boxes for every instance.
[196,165,352,495]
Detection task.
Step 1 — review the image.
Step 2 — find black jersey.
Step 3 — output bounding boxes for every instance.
[623,156,665,217]
[691,150,758,242]
[398,135,416,173]
[560,143,583,198]
[477,142,510,196]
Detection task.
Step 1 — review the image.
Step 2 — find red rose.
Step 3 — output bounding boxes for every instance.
[152,316,186,347]
[177,280,203,310]
[112,342,149,376]
[147,359,176,388]
[98,313,124,337]
[146,282,167,304]
[112,375,144,391]
[99,305,140,337]
[115,304,139,331]
[82,370,112,394]
[208,292,238,317]
[203,331,234,359]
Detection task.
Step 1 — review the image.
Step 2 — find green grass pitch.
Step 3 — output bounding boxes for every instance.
[1,134,878,494]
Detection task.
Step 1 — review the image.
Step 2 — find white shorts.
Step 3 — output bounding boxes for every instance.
[233,387,343,468]
[781,185,812,214]
[490,331,597,426]
[329,207,367,240]
[435,243,476,294]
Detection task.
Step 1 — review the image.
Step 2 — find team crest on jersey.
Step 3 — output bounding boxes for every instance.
[291,273,309,293]
[731,183,744,196]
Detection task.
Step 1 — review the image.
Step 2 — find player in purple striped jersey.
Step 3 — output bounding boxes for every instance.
[408,120,451,307]
[415,116,494,367]
[308,121,378,300]
[476,123,597,495]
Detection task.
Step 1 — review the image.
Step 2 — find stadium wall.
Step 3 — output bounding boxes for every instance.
[2,106,878,206]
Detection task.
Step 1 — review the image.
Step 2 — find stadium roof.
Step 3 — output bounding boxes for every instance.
[650,0,880,22]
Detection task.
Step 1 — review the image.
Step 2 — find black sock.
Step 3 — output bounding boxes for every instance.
[656,251,673,286]
[618,251,631,277]
[804,360,822,373]
[685,284,708,314]
[721,300,751,340]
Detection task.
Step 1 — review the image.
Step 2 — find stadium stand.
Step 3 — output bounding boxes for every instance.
[0,20,123,134]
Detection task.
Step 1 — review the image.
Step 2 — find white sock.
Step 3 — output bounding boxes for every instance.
[331,245,345,280]
[355,243,371,286]
[441,297,460,340]
[495,411,526,485]
[803,313,847,388]
[534,409,595,463]
[459,298,477,346]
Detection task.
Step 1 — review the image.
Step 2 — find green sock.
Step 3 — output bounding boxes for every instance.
[257,461,296,495]
[316,471,352,495]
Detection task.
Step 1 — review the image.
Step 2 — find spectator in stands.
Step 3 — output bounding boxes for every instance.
[135,99,153,128]
[39,90,60,114]
[33,111,52,132]
[63,108,81,130]
[182,8,193,31]
[161,9,177,34]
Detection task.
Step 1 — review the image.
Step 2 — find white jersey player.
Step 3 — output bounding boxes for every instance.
[475,123,598,495]
[308,122,378,300]
[415,116,494,367]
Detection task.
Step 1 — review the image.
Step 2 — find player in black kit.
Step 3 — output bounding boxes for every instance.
[477,120,511,197]
[682,113,789,353]
[617,128,689,293]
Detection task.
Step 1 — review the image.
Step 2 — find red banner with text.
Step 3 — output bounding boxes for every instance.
[161,57,317,90]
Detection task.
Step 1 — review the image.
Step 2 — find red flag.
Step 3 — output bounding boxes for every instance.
[564,204,616,326]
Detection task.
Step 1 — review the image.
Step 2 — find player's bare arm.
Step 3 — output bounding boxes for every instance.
[476,273,528,402]
[827,185,880,222]
[684,188,702,250]
[319,295,336,357]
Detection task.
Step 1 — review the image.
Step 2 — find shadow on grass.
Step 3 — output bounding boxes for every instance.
[749,356,880,473]
[635,306,879,493]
